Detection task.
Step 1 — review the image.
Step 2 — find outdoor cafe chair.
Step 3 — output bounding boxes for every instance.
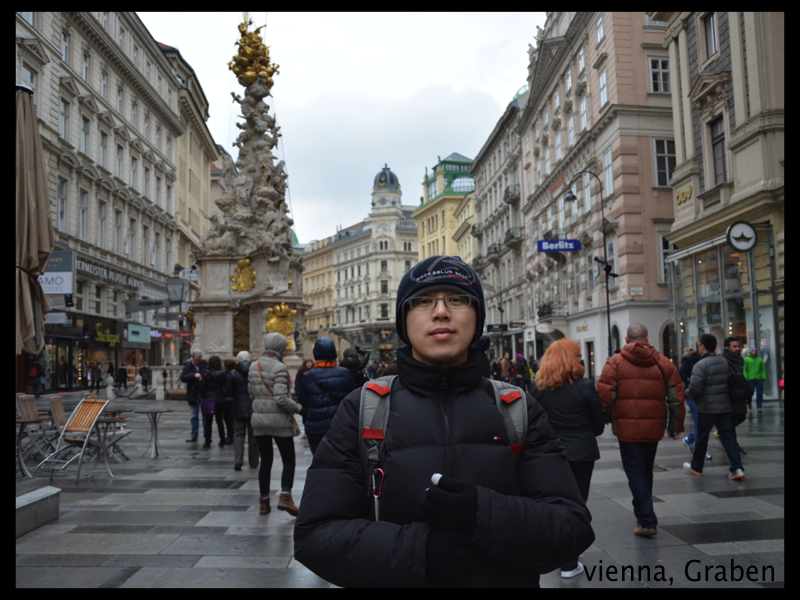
[37,396,109,483]
[16,395,55,462]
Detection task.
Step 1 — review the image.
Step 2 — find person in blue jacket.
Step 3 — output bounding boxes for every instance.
[298,337,356,454]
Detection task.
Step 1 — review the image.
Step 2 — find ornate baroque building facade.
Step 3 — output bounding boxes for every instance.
[415,153,475,260]
[15,11,215,391]
[649,12,784,399]
[301,235,336,358]
[327,166,419,362]
[516,12,678,377]
[470,87,529,359]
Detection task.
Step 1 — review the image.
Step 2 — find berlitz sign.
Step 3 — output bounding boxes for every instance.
[537,240,582,252]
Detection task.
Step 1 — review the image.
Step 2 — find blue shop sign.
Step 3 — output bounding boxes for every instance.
[537,239,582,252]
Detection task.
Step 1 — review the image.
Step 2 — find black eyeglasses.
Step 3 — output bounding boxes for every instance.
[407,295,473,311]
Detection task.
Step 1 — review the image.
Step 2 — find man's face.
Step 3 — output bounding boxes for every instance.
[727,340,740,353]
[750,348,757,356]
[406,291,477,367]
[193,354,203,365]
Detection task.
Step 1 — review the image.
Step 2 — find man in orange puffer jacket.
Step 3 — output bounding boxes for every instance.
[598,324,685,538]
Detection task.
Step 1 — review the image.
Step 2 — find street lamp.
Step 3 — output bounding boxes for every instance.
[564,171,617,359]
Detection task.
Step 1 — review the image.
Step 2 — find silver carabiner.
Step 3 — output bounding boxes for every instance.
[372,468,385,521]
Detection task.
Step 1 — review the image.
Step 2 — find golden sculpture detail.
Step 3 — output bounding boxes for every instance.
[228,13,280,87]
[231,258,256,292]
[266,302,297,350]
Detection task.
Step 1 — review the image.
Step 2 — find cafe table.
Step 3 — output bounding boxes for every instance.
[135,408,174,459]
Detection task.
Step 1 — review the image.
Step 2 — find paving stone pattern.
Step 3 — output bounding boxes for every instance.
[16,395,783,588]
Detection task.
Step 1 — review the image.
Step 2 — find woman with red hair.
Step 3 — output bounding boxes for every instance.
[531,338,605,579]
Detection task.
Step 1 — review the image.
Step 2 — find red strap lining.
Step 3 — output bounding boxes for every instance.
[510,442,523,454]
[365,382,391,396]
[500,390,522,404]
[362,428,384,440]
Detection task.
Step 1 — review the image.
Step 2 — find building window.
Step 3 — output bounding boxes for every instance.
[57,178,67,233]
[98,202,106,249]
[101,71,107,99]
[82,52,90,81]
[165,238,172,276]
[144,115,149,140]
[580,97,587,130]
[583,172,592,213]
[654,139,676,187]
[61,31,69,63]
[525,135,530,154]
[144,168,149,197]
[59,99,69,140]
[704,13,718,59]
[544,148,551,175]
[526,170,532,195]
[166,185,172,214]
[21,63,35,90]
[556,133,562,161]
[131,102,137,129]
[578,47,585,72]
[110,290,118,317]
[114,211,122,254]
[133,46,138,69]
[130,157,137,189]
[536,160,542,185]
[21,11,34,25]
[75,281,84,312]
[78,190,87,241]
[405,260,411,271]
[143,226,149,266]
[607,238,618,289]
[596,14,604,44]
[568,116,575,146]
[535,120,540,139]
[127,219,135,258]
[658,231,677,283]
[554,89,560,110]
[166,135,171,160]
[117,86,123,113]
[100,132,107,168]
[93,284,103,314]
[603,149,614,197]
[118,28,125,49]
[116,145,123,177]
[599,70,608,106]
[380,260,388,272]
[81,117,90,154]
[381,280,388,294]
[544,106,549,126]
[381,304,389,318]
[710,117,727,185]
[650,58,670,93]
[566,68,572,91]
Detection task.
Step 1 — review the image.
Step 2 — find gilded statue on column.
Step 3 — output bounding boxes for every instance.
[231,258,256,292]
[266,302,297,350]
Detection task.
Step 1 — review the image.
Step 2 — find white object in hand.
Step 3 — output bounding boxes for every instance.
[431,473,443,486]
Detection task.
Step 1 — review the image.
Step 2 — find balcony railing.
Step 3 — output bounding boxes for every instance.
[503,226,524,248]
[537,301,570,320]
[503,184,521,205]
[472,255,485,272]
[486,243,501,264]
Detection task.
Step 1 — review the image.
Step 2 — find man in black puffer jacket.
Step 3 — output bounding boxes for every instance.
[294,256,595,588]
[299,337,356,455]
[683,334,745,480]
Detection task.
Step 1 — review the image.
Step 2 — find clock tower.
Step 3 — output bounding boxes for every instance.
[370,164,403,217]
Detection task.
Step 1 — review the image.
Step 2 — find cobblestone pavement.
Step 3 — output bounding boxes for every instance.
[16,394,783,588]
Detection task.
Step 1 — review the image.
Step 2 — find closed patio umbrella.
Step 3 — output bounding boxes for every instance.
[16,84,55,356]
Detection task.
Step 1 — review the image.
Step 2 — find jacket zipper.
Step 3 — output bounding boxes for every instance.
[440,368,453,477]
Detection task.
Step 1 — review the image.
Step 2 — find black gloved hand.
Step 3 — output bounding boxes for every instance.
[426,529,479,587]
[420,476,478,537]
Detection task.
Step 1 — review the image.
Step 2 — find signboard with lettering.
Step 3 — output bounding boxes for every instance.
[125,298,175,313]
[537,240,582,252]
[39,250,75,294]
[630,286,644,296]
[93,323,121,347]
[179,269,199,281]
[77,258,143,289]
[486,324,508,332]
[509,322,526,329]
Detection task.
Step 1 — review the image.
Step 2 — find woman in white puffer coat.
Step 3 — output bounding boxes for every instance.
[248,332,303,516]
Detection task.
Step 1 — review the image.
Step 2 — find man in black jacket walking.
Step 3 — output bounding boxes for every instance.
[683,334,745,480]
[294,256,594,588]
[180,349,207,443]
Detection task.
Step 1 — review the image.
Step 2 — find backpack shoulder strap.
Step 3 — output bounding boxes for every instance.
[487,379,528,456]
[359,375,398,487]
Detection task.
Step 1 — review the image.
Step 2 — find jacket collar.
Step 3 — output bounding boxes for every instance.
[263,349,284,362]
[397,345,485,397]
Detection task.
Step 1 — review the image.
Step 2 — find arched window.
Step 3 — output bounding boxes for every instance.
[452,177,475,192]
[612,325,621,352]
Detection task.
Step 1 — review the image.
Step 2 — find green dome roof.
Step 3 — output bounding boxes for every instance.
[512,85,529,102]
[290,228,299,246]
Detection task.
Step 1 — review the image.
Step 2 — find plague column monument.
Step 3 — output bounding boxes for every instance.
[189,14,306,370]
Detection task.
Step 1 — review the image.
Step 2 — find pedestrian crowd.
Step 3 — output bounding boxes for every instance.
[166,254,769,587]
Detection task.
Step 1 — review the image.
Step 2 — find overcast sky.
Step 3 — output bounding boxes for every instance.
[137,12,546,244]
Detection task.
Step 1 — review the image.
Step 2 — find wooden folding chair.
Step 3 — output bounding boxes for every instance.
[38,396,109,483]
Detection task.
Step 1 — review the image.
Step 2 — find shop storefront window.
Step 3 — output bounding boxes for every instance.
[677,305,698,352]
[696,247,720,302]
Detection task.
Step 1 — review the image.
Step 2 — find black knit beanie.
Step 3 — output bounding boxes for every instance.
[395,255,485,345]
